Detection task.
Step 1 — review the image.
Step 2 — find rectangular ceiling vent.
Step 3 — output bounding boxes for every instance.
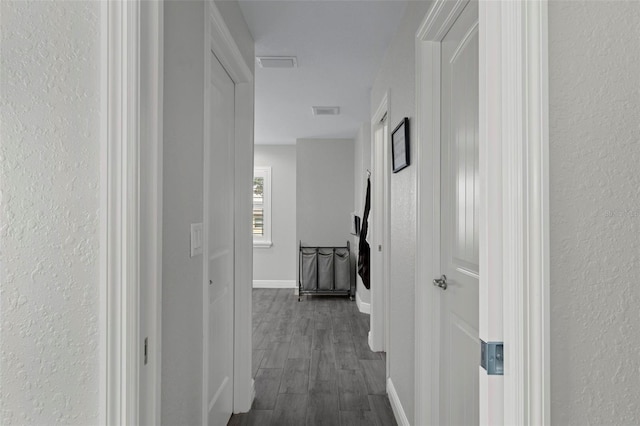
[256,56,298,69]
[312,106,340,116]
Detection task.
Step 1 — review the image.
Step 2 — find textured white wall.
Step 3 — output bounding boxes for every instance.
[0,1,101,424]
[162,1,254,424]
[548,1,640,424]
[254,145,297,281]
[353,123,371,305]
[370,1,433,422]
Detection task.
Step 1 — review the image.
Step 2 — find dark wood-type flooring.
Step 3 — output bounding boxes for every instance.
[228,289,397,426]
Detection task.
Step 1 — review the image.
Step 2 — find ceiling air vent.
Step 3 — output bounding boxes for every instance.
[256,56,298,69]
[312,106,340,116]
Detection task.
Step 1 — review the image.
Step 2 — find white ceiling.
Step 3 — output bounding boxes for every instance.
[237,0,408,144]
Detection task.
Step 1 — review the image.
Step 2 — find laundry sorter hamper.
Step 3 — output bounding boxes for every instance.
[298,241,353,301]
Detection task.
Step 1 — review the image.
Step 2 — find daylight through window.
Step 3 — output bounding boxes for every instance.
[253,167,272,247]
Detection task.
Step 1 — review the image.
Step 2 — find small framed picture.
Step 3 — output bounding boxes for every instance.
[391,117,410,173]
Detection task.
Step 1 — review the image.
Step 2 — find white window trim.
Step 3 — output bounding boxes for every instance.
[253,167,272,248]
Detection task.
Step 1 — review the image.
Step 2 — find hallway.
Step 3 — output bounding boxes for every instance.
[228,289,397,426]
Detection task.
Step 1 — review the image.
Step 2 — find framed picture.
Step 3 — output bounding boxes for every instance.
[391,117,410,173]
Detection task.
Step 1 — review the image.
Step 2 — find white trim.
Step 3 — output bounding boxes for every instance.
[355,291,371,314]
[252,280,296,289]
[387,378,410,426]
[99,3,108,423]
[414,1,469,425]
[204,1,255,419]
[103,1,141,424]
[369,92,390,357]
[488,1,551,424]
[139,1,163,424]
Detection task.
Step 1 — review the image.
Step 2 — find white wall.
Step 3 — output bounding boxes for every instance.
[369,1,433,423]
[0,2,101,424]
[162,2,253,424]
[254,145,297,282]
[548,1,640,424]
[353,123,372,305]
[296,139,355,249]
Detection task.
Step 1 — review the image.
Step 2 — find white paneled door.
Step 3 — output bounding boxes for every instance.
[438,1,480,425]
[204,51,235,426]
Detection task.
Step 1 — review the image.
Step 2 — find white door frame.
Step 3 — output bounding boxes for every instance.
[103,1,163,423]
[487,1,551,424]
[202,2,255,421]
[414,0,550,425]
[102,1,147,423]
[139,1,164,424]
[369,93,391,356]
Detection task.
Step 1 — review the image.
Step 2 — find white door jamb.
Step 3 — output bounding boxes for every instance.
[139,1,164,424]
[102,1,164,424]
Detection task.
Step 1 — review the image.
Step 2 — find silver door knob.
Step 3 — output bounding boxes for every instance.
[433,275,447,290]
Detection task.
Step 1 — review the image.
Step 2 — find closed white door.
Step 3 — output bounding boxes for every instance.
[438,2,480,425]
[370,116,389,353]
[204,52,235,426]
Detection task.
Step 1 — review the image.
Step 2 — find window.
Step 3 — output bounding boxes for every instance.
[253,167,272,248]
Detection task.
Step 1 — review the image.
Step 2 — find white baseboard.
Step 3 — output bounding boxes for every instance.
[252,280,296,289]
[250,379,255,406]
[356,291,371,314]
[387,377,410,426]
[368,331,374,351]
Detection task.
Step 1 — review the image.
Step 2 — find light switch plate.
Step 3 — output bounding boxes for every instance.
[190,223,203,257]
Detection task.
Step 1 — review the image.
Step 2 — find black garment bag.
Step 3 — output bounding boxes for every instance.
[358,177,371,289]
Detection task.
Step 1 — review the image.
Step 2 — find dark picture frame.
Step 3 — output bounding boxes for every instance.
[391,117,410,173]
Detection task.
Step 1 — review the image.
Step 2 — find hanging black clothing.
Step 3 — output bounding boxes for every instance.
[358,178,371,289]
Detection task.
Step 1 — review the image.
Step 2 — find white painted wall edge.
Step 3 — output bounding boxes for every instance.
[387,377,410,426]
[252,280,296,288]
[356,290,371,314]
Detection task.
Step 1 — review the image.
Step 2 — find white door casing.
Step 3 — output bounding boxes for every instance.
[487,1,551,424]
[369,94,391,356]
[203,52,235,426]
[438,2,480,424]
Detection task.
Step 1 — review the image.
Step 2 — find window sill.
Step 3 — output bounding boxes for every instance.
[253,240,273,249]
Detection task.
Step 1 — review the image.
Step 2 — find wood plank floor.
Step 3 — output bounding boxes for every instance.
[228,289,397,426]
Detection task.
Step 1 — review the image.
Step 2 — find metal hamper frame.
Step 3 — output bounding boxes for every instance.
[298,240,353,301]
